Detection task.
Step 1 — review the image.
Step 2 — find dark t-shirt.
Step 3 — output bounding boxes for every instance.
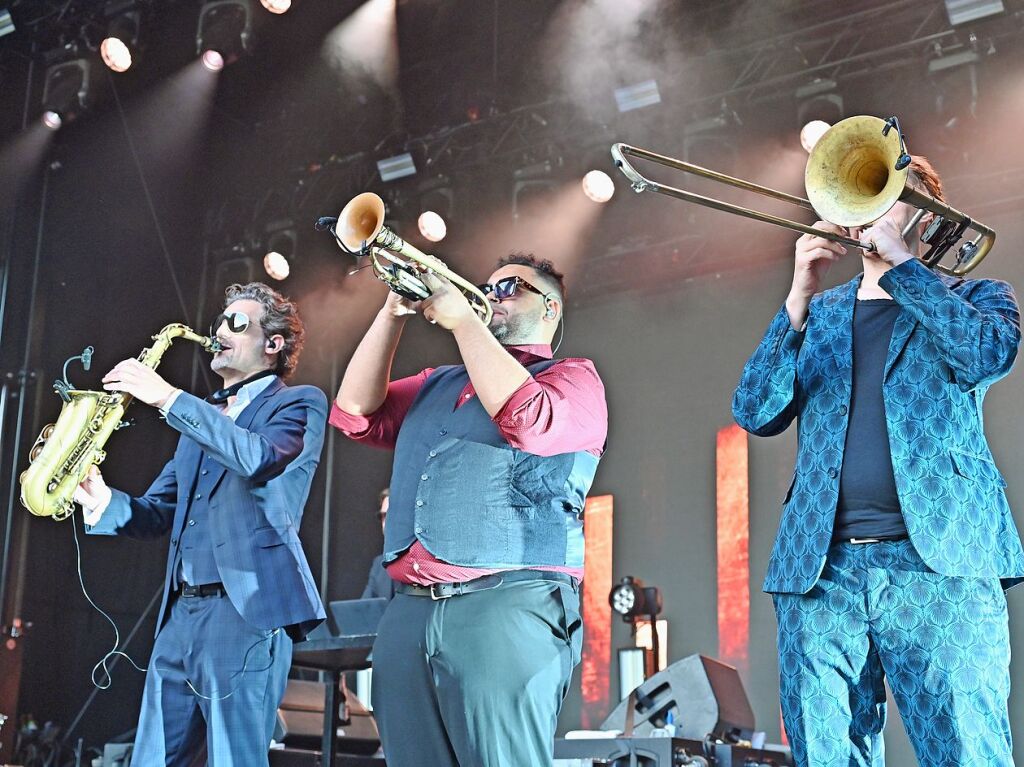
[834,298,909,540]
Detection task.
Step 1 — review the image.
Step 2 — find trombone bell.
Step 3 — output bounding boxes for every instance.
[805,115,908,228]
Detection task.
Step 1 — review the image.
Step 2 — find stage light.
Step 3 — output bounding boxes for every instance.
[42,111,62,131]
[614,80,660,113]
[796,79,843,146]
[263,225,296,280]
[100,12,140,73]
[800,120,831,153]
[260,0,292,13]
[609,576,662,622]
[42,58,93,125]
[197,0,253,66]
[417,211,447,243]
[202,49,225,71]
[263,251,290,280]
[582,170,615,203]
[928,48,981,74]
[100,37,132,72]
[944,0,1004,25]
[377,152,416,182]
[0,9,15,39]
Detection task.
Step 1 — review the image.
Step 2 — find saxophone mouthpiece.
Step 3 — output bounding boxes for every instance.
[208,338,224,353]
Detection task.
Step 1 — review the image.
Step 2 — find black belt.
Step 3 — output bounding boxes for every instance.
[838,535,909,545]
[395,570,577,600]
[179,581,226,598]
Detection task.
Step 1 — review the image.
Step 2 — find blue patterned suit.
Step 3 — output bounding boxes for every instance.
[89,377,328,766]
[733,258,1023,766]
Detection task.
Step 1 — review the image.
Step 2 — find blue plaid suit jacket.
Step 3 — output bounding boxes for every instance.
[733,258,1024,594]
[90,377,328,637]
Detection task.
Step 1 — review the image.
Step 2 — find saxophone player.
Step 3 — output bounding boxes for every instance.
[75,282,327,767]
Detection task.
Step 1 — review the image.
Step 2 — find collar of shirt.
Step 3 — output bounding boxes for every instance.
[507,343,552,363]
[223,374,276,421]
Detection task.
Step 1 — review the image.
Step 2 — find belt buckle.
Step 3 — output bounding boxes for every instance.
[430,583,453,600]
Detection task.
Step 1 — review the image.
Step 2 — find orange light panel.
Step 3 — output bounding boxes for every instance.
[580,494,613,727]
[716,424,750,671]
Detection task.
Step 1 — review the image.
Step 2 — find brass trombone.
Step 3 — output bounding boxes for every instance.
[611,115,995,276]
[323,192,493,324]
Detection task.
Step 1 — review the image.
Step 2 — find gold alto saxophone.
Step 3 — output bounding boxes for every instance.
[19,323,221,520]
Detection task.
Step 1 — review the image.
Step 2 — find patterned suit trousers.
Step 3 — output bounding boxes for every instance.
[773,540,1013,767]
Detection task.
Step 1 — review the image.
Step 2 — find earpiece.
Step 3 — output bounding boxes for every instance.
[545,300,557,319]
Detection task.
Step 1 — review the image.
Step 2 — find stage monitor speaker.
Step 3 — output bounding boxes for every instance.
[600,654,754,741]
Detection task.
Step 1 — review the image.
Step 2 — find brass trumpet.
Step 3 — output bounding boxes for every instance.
[327,192,493,324]
[611,115,995,276]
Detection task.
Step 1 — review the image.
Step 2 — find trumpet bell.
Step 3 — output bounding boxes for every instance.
[805,115,908,227]
[338,192,387,252]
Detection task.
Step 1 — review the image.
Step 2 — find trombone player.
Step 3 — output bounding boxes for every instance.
[733,153,1022,766]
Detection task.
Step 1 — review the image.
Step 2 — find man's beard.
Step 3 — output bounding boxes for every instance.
[488,312,535,344]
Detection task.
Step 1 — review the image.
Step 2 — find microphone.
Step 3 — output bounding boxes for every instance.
[314,216,338,231]
[81,346,94,371]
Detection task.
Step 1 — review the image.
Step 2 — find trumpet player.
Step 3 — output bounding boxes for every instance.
[331,254,608,767]
[75,283,328,767]
[733,155,1022,767]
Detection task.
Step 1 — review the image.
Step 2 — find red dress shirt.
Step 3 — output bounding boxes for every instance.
[330,344,608,585]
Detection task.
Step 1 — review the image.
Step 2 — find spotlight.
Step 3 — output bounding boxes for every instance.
[263,251,290,280]
[202,50,225,71]
[609,576,662,623]
[512,157,561,219]
[100,12,140,73]
[944,0,1004,25]
[41,58,94,125]
[417,211,447,243]
[0,9,15,39]
[260,0,292,12]
[263,224,296,280]
[377,152,416,182]
[418,175,454,215]
[799,120,831,153]
[42,111,62,131]
[197,0,253,66]
[796,79,843,139]
[582,170,615,203]
[614,79,661,113]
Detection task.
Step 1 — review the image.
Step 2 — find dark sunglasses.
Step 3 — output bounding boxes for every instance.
[476,276,548,302]
[210,311,251,337]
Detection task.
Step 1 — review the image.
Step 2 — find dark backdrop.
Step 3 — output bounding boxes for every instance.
[1,1,1023,764]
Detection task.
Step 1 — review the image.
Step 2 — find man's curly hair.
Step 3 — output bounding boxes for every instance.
[223,282,305,379]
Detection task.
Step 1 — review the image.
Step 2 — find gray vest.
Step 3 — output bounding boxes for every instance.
[385,361,600,569]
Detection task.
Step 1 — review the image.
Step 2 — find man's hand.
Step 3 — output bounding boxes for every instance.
[382,289,420,320]
[419,273,480,331]
[74,465,112,525]
[102,358,177,408]
[786,221,850,330]
[859,218,915,270]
